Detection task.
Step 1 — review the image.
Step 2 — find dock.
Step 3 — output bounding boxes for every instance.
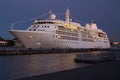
[17,61,120,80]
[74,52,116,63]
[0,48,111,55]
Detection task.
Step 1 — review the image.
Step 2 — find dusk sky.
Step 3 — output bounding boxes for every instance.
[0,0,120,41]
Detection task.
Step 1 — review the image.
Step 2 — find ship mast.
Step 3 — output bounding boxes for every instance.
[65,8,70,22]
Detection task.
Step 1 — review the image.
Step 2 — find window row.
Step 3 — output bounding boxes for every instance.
[81,31,91,35]
[41,26,50,28]
[54,40,78,44]
[56,30,78,36]
[81,38,94,42]
[82,34,94,39]
[60,36,79,40]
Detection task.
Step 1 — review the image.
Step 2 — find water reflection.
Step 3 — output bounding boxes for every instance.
[0,53,91,80]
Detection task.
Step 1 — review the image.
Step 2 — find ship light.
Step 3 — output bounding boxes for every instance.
[93,39,96,42]
[70,25,77,29]
[57,35,61,39]
[37,41,41,45]
[92,36,95,38]
[55,22,60,24]
[64,23,69,28]
[71,29,74,32]
[98,37,100,39]
[27,36,33,39]
[64,23,77,29]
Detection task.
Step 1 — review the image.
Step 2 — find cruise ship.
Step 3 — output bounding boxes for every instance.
[10,9,110,49]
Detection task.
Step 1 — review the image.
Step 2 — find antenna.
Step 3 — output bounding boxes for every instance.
[10,24,14,30]
[49,10,52,14]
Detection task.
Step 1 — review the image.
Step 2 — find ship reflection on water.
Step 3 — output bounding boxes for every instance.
[0,51,119,80]
[0,52,91,80]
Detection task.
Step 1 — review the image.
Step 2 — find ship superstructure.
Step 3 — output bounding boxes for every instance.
[10,9,110,49]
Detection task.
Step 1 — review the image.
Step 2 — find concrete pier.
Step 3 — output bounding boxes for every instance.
[0,49,110,55]
[17,61,120,80]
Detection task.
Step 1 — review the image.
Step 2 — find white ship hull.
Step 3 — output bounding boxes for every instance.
[10,30,110,49]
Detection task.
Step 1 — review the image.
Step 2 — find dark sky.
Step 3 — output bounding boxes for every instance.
[0,0,120,41]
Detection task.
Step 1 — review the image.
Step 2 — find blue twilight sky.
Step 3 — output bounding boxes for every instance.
[0,0,120,40]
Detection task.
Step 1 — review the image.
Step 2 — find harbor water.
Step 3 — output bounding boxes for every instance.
[0,51,120,80]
